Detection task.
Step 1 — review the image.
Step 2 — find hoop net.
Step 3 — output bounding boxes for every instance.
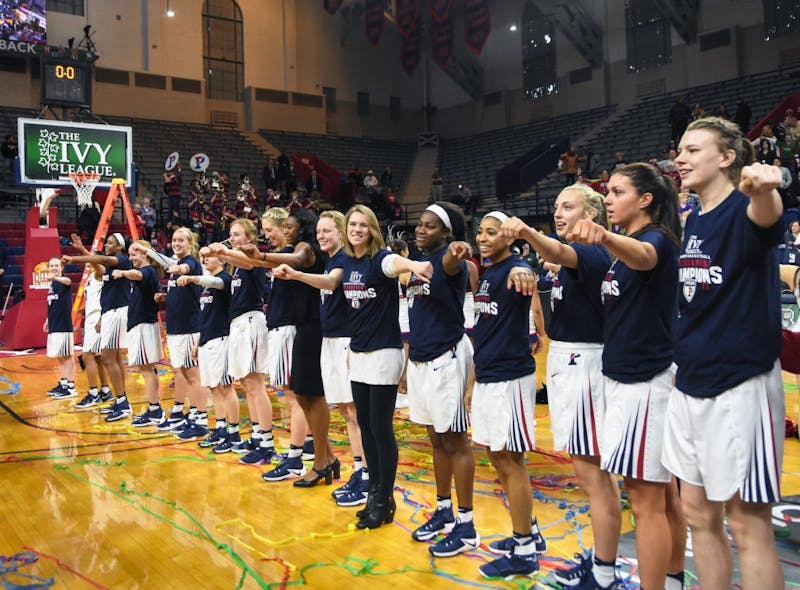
[68,172,102,208]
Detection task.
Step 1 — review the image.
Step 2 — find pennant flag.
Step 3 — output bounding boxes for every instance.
[396,0,416,37]
[428,0,453,24]
[431,11,453,67]
[401,16,422,75]
[464,0,490,55]
[365,0,384,46]
[323,0,343,16]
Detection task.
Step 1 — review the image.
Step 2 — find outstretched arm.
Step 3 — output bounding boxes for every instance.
[501,217,579,269]
[273,264,343,291]
[62,253,121,267]
[568,219,658,271]
[742,162,783,228]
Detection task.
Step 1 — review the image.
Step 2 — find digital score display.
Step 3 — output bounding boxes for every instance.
[40,58,91,109]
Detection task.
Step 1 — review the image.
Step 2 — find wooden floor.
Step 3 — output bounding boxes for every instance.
[1,349,800,590]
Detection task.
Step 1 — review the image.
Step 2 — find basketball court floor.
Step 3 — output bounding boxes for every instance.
[0,345,799,589]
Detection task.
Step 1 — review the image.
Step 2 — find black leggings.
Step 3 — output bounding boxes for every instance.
[351,381,398,498]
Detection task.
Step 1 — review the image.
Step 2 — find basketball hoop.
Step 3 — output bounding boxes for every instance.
[67,172,102,208]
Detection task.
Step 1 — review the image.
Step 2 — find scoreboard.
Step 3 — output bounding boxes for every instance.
[40,57,91,109]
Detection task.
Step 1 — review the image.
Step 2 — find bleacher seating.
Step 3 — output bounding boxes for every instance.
[260,130,416,195]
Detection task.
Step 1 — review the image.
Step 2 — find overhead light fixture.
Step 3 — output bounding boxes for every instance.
[509,24,517,31]
[166,0,175,17]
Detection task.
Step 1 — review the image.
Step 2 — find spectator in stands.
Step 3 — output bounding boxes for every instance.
[717,103,730,119]
[669,95,692,143]
[664,160,682,189]
[776,109,800,143]
[583,146,598,177]
[141,197,156,241]
[380,166,394,191]
[752,123,778,150]
[657,148,678,173]
[591,169,610,195]
[263,156,279,192]
[386,191,402,221]
[299,190,317,213]
[786,220,800,245]
[132,203,146,239]
[77,201,101,241]
[1,134,17,176]
[363,169,379,193]
[776,157,794,208]
[691,103,706,121]
[576,174,588,185]
[430,167,443,203]
[734,98,752,133]
[560,145,579,186]
[306,169,323,200]
[287,190,302,212]
[265,187,281,209]
[678,190,695,231]
[276,149,292,194]
[457,183,474,215]
[757,138,779,165]
[163,164,183,222]
[610,151,628,171]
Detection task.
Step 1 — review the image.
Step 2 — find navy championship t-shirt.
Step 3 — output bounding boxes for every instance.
[199,271,232,346]
[166,255,202,335]
[675,189,783,398]
[472,255,536,383]
[266,246,295,329]
[230,265,267,320]
[100,254,132,312]
[601,229,678,383]
[320,249,351,338]
[127,265,160,330]
[47,280,73,333]
[340,249,401,352]
[549,243,610,343]
[407,245,466,362]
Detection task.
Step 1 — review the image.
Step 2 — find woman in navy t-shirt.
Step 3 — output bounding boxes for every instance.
[570,164,685,590]
[273,205,433,530]
[501,185,619,588]
[664,117,786,589]
[44,257,75,399]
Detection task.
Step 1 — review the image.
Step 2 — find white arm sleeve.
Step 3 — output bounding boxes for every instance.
[381,253,401,278]
[196,275,225,289]
[145,248,176,269]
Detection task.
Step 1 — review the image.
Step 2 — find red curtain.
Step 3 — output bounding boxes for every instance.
[395,0,416,36]
[401,16,422,75]
[464,0,490,55]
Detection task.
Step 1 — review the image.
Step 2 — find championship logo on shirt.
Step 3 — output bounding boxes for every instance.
[601,266,619,301]
[200,289,213,310]
[343,270,376,310]
[679,235,723,303]
[474,280,497,316]
[406,277,430,308]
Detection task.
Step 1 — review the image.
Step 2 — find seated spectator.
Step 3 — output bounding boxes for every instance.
[299,190,317,213]
[591,169,610,195]
[610,151,627,171]
[656,148,678,173]
[752,122,778,150]
[756,138,779,165]
[663,160,681,189]
[141,197,156,241]
[264,188,281,209]
[132,203,146,238]
[786,219,800,245]
[287,190,302,212]
[717,103,730,119]
[691,103,705,121]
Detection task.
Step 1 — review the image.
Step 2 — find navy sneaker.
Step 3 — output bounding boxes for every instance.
[75,393,102,410]
[52,387,77,399]
[239,446,276,465]
[147,407,164,425]
[132,409,157,427]
[47,383,66,397]
[332,468,363,499]
[554,551,593,587]
[301,439,315,461]
[199,426,226,448]
[104,399,132,422]
[412,506,456,541]
[99,388,114,402]
[177,423,209,441]
[223,436,249,454]
[262,456,307,481]
[335,477,369,507]
[478,548,539,580]
[429,520,480,557]
[155,411,185,431]
[487,518,547,555]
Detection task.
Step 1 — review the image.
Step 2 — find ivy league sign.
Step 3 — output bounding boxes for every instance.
[17,118,132,187]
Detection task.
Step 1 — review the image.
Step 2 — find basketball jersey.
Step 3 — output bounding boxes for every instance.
[199,271,232,346]
[472,255,535,383]
[47,280,72,333]
[320,249,351,338]
[127,265,160,330]
[266,246,293,328]
[675,189,783,397]
[84,273,102,326]
[166,255,202,335]
[407,245,466,362]
[601,229,678,383]
[339,249,401,352]
[230,265,267,320]
[548,243,610,343]
[100,254,132,312]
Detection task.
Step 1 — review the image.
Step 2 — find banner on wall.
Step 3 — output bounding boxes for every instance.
[396,0,416,36]
[464,0,490,55]
[365,0,384,46]
[431,11,453,68]
[401,16,422,75]
[427,0,453,23]
[323,0,343,16]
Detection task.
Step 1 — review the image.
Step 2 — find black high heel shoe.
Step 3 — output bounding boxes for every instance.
[356,495,396,529]
[356,483,378,518]
[293,464,332,488]
[329,458,341,480]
